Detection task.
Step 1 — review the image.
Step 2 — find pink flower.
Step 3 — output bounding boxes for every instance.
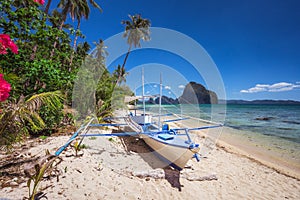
[0,74,11,102]
[34,0,45,5]
[0,34,18,54]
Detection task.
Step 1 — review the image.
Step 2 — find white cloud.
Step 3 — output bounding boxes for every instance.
[240,82,300,93]
[256,84,270,88]
[178,85,185,89]
[165,86,171,90]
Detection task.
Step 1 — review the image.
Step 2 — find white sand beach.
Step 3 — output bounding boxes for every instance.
[1,122,300,200]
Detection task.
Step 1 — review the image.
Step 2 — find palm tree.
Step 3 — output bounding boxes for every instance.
[51,0,102,57]
[72,0,102,50]
[50,0,75,57]
[69,0,102,65]
[113,64,127,85]
[118,14,151,84]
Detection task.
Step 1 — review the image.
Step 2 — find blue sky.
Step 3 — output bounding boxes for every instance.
[75,0,300,100]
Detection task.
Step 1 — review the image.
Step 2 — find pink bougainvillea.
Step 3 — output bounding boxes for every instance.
[34,0,45,5]
[0,33,17,101]
[0,34,18,54]
[0,74,11,102]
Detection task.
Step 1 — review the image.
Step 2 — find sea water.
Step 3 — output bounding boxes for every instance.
[147,104,300,143]
[145,103,300,163]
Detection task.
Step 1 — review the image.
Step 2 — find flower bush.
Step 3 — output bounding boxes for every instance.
[0,34,18,54]
[0,33,18,101]
[0,74,11,102]
[34,0,45,5]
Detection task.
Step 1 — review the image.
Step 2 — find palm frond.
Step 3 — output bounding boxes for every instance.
[25,91,63,111]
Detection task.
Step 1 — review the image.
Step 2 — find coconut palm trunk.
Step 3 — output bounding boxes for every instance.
[44,0,52,14]
[69,21,81,66]
[50,13,67,57]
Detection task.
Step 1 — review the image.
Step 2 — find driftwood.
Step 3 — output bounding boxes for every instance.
[182,173,218,181]
[132,169,165,179]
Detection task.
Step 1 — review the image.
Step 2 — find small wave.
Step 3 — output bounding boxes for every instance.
[277,136,300,144]
[227,124,261,131]
[255,117,275,121]
[282,120,300,125]
[262,133,299,143]
[278,127,296,131]
[262,133,274,137]
[226,125,242,130]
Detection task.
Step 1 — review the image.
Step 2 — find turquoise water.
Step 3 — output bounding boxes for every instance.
[145,104,300,144]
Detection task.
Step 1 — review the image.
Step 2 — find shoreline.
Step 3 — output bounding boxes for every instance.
[217,126,300,180]
[152,111,300,180]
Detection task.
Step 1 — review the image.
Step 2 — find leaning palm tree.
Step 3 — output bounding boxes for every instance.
[119,14,151,85]
[113,64,128,85]
[0,91,63,148]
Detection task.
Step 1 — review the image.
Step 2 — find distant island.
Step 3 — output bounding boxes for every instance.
[219,99,300,105]
[142,81,300,105]
[146,81,218,104]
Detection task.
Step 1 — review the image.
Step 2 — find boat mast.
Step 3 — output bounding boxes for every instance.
[158,73,162,130]
[134,84,137,116]
[142,68,146,124]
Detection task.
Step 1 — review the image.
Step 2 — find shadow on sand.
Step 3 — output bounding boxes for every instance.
[114,128,183,191]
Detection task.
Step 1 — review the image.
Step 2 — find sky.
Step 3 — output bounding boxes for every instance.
[73,0,300,101]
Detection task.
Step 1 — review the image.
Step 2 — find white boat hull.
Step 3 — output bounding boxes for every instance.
[140,134,199,170]
[131,115,152,125]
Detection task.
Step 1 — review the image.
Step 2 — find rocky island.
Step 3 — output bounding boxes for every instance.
[147,82,218,105]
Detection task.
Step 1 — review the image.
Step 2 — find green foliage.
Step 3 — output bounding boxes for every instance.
[36,103,64,135]
[0,0,91,146]
[0,0,89,99]
[72,40,120,120]
[71,141,87,157]
[0,91,63,147]
[0,0,143,148]
[27,150,62,200]
[38,135,48,140]
[111,85,134,110]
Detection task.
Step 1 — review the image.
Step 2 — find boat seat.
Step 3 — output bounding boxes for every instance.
[158,133,174,140]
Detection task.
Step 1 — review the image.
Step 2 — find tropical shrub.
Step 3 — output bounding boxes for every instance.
[0,0,89,99]
[0,91,63,147]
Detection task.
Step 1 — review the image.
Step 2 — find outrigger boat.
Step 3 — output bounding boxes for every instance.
[122,72,222,170]
[55,71,223,170]
[55,115,221,170]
